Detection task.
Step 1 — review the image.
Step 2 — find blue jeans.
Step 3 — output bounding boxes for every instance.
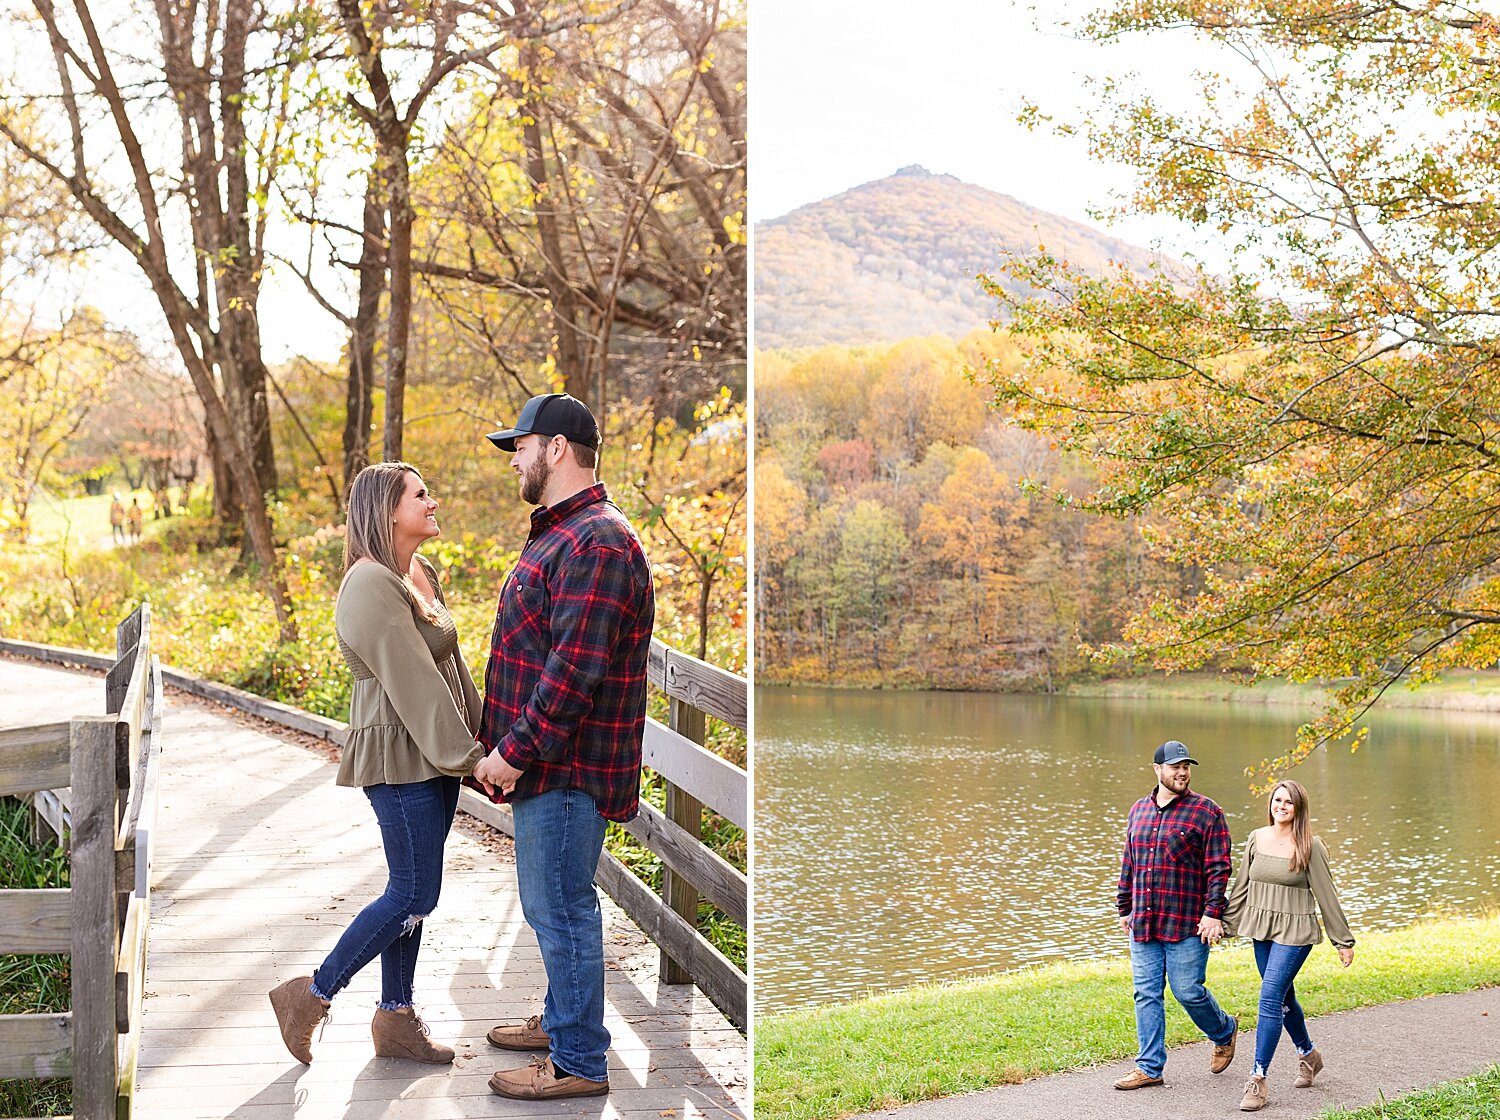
[1252,940,1314,1075]
[1130,936,1235,1078]
[513,788,610,1082]
[311,776,460,1008]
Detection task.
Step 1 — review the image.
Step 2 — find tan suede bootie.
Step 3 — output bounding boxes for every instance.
[372,1006,455,1064]
[1294,1048,1324,1088]
[268,976,330,1064]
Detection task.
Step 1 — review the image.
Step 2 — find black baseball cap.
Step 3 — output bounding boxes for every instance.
[486,393,600,452]
[1154,740,1198,765]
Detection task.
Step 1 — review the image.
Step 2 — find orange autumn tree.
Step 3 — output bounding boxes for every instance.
[980,1,1500,782]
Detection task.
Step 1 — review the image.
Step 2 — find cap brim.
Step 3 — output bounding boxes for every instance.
[486,428,523,452]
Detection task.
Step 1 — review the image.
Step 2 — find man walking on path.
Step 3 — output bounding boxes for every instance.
[1114,739,1240,1090]
[473,392,656,1103]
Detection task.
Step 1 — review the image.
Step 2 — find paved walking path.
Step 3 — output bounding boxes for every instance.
[868,986,1500,1119]
[2,656,747,1119]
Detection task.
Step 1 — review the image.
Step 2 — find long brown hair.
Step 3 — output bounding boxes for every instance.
[342,460,440,623]
[1267,779,1314,873]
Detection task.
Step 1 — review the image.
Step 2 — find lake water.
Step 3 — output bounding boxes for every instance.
[754,687,1500,1016]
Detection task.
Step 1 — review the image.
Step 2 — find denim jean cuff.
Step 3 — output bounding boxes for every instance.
[377,999,414,1011]
[308,975,334,1002]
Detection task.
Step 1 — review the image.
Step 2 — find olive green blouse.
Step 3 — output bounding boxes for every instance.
[333,555,484,787]
[1223,828,1355,948]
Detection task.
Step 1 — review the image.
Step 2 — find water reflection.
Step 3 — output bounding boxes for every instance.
[754,688,1500,1016]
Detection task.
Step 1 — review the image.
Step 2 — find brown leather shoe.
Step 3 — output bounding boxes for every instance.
[268,976,329,1064]
[1113,1068,1165,1090]
[1211,1015,1239,1073]
[1294,1048,1324,1088]
[487,1013,550,1051]
[1239,1074,1268,1111]
[372,1006,454,1064]
[489,1056,609,1100]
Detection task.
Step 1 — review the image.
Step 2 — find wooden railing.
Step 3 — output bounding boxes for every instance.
[0,603,164,1119]
[460,637,748,1028]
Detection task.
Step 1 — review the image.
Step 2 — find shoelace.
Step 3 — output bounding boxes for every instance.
[316,1006,332,1043]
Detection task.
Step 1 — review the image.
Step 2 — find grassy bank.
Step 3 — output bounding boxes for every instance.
[753,914,1500,1120]
[0,796,72,1117]
[1064,672,1500,713]
[1321,1067,1500,1119]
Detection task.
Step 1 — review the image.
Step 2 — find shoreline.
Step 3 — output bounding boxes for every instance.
[756,670,1500,713]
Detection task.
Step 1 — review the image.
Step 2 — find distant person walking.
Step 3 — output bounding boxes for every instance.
[268,461,490,1069]
[125,498,144,544]
[109,494,125,544]
[1114,739,1240,1091]
[1223,779,1355,1112]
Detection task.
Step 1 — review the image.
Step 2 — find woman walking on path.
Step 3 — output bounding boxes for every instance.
[269,461,489,1067]
[1224,779,1355,1112]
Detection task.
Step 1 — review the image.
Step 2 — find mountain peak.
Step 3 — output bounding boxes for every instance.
[755,169,1168,349]
[891,164,958,184]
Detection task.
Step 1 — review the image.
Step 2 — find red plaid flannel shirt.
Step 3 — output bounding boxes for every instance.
[477,484,655,822]
[1117,787,1232,943]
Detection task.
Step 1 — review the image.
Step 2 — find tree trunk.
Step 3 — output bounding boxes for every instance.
[344,174,384,492]
[218,0,277,499]
[382,141,412,461]
[521,54,590,407]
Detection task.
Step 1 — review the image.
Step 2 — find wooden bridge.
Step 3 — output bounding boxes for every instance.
[0,615,746,1119]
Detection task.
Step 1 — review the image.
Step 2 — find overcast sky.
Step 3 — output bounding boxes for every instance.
[750,0,1226,258]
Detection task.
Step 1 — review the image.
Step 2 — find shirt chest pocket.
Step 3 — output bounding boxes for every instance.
[1165,825,1202,863]
[502,580,550,651]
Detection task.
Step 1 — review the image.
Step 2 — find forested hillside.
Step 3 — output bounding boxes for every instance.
[754,166,1169,348]
[755,335,1199,688]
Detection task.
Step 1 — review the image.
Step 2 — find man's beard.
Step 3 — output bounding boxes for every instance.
[521,455,551,505]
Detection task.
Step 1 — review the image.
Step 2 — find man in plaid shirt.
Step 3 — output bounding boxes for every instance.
[1113,740,1240,1091]
[473,393,655,1102]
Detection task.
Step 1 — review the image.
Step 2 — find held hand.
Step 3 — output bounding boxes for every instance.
[471,743,495,797]
[1198,916,1224,945]
[473,750,525,798]
[1338,946,1354,968]
[1119,914,1132,934]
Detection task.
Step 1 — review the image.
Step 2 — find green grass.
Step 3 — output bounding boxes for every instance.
[753,914,1500,1120]
[1318,1066,1500,1119]
[0,796,72,1117]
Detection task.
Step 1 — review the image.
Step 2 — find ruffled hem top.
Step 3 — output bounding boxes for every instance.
[334,555,484,787]
[1223,829,1354,948]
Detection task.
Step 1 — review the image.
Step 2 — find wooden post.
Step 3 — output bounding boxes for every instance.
[660,692,706,985]
[71,715,120,1120]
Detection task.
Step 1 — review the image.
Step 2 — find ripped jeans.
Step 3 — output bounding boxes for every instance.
[311,776,460,1008]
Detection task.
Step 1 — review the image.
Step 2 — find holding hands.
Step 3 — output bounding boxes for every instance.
[1337,946,1354,968]
[473,748,524,798]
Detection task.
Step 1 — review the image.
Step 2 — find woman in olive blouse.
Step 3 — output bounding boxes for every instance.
[269,461,487,1068]
[1224,779,1355,1112]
